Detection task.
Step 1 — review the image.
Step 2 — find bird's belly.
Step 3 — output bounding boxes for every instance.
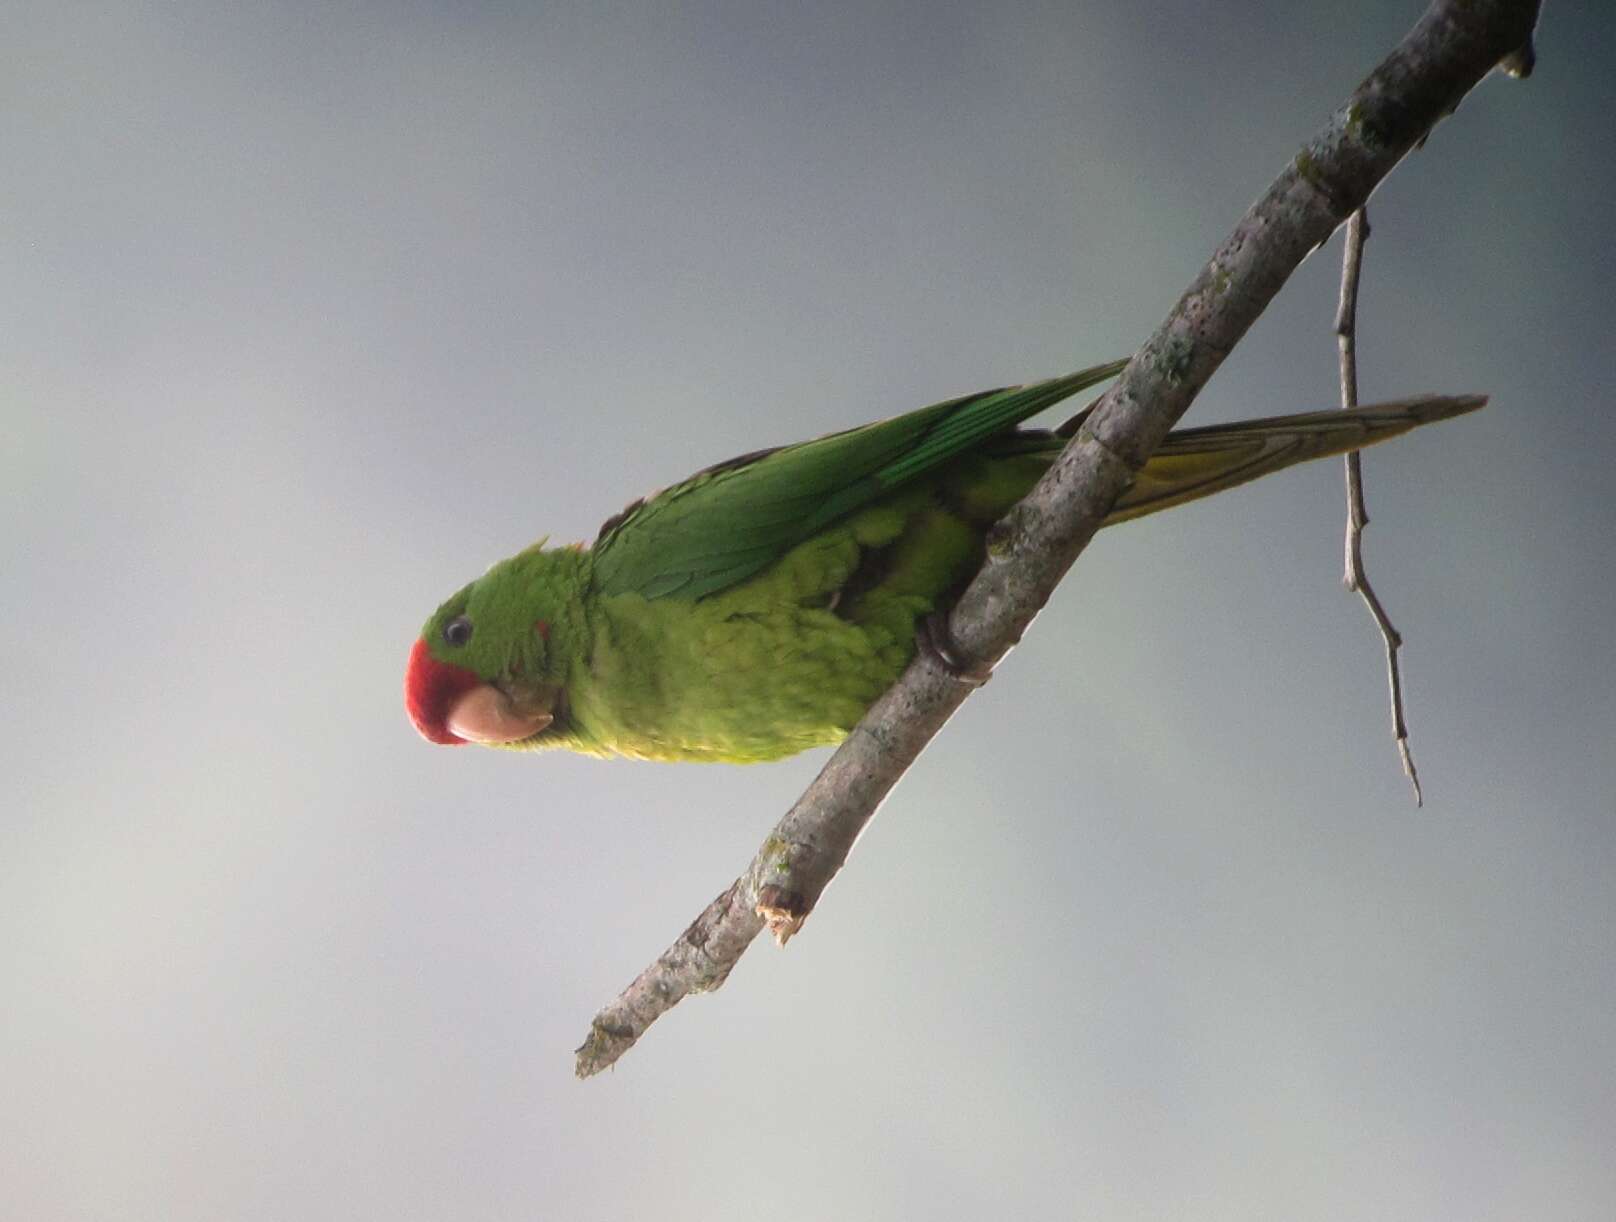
[576,595,919,763]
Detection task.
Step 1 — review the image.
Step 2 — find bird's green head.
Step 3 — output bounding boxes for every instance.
[404,541,586,746]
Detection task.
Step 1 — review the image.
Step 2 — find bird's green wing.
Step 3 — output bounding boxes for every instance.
[591,358,1128,601]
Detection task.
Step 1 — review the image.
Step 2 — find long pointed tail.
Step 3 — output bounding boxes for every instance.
[1103,394,1484,525]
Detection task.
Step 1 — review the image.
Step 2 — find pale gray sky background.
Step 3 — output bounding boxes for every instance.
[5,3,1613,1219]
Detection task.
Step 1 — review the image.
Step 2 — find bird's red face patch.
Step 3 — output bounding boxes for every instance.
[404,637,481,745]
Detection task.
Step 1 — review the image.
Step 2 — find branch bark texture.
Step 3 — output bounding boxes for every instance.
[577,0,1540,1078]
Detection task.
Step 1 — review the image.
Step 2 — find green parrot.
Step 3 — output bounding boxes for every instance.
[405,359,1479,763]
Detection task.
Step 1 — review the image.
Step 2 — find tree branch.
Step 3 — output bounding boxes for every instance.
[576,0,1541,1079]
[1335,209,1423,805]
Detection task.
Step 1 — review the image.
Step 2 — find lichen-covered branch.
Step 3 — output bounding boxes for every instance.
[576,0,1541,1079]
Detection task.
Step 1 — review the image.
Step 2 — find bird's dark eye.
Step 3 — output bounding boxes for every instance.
[443,615,474,647]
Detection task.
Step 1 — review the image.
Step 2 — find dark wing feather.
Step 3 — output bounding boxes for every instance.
[590,358,1128,600]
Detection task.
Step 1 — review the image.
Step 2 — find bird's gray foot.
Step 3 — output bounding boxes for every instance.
[917,612,995,686]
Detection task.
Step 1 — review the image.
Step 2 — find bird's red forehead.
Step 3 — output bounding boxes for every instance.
[404,637,480,745]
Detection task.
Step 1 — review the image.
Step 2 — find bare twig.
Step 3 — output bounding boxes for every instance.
[576,0,1540,1078]
[1335,209,1423,805]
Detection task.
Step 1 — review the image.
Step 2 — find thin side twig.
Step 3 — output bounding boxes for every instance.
[576,0,1540,1078]
[1335,208,1422,806]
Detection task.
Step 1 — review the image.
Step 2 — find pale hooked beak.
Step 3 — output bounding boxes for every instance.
[445,683,555,744]
[405,637,555,746]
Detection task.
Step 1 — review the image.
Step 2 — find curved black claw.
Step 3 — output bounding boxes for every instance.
[917,612,995,686]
